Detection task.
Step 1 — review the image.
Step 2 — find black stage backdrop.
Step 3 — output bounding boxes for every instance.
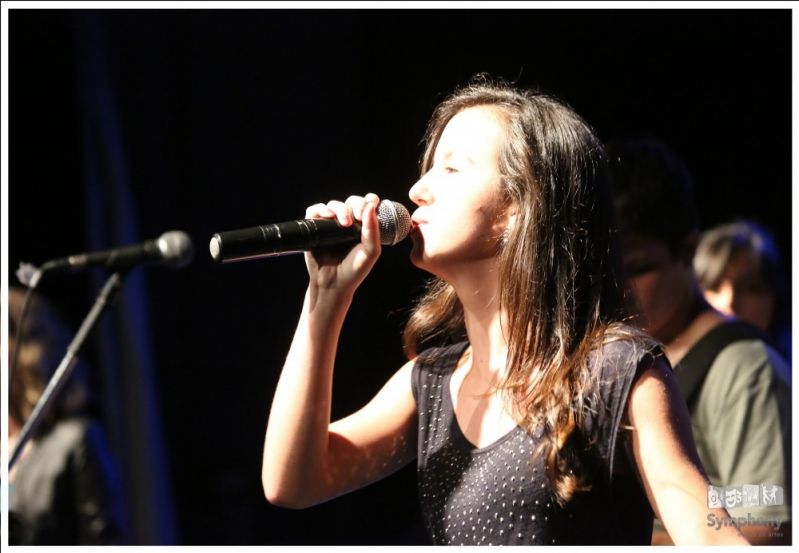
[8,8,791,545]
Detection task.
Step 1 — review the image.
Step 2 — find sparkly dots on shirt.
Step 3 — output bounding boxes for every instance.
[412,339,657,545]
[414,344,559,546]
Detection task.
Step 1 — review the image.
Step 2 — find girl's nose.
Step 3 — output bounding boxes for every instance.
[409,172,432,206]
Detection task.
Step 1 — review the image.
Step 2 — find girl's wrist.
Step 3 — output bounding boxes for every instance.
[306,284,354,313]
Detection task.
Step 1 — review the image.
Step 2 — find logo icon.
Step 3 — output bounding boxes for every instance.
[707,485,724,508]
[724,487,743,509]
[742,485,760,507]
[761,485,784,506]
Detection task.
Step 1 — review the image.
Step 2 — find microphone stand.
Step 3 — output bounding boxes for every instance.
[9,271,125,471]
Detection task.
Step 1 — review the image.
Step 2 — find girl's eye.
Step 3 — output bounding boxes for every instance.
[444,166,459,174]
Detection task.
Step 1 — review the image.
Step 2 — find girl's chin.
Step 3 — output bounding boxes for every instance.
[409,243,432,269]
[409,249,447,280]
[409,248,426,269]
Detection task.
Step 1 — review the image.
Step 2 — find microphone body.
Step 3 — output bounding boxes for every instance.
[42,231,195,273]
[211,219,360,262]
[210,200,411,264]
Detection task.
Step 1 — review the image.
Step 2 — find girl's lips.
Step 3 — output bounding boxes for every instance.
[411,220,426,231]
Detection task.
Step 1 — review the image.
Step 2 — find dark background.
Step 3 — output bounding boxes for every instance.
[8,9,791,545]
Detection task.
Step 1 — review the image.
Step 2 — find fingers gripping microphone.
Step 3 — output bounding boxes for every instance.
[42,231,195,273]
[209,200,411,263]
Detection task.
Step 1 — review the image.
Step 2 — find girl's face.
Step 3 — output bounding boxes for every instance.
[408,106,513,278]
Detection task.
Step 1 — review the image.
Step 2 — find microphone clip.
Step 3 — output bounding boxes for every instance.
[15,262,44,289]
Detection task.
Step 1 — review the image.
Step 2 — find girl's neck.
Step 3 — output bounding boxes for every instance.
[450,264,509,382]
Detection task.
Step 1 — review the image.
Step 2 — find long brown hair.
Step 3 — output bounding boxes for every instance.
[9,287,89,437]
[404,78,639,504]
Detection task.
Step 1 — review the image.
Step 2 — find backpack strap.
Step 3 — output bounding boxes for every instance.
[673,321,767,409]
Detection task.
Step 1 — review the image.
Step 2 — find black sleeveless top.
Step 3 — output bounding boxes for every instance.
[411,336,659,545]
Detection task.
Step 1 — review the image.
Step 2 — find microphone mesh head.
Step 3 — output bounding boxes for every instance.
[376,200,411,246]
[157,231,195,268]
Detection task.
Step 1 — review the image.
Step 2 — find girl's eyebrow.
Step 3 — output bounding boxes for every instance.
[435,150,475,165]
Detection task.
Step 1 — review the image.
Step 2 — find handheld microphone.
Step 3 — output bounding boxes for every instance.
[41,231,195,273]
[209,200,411,263]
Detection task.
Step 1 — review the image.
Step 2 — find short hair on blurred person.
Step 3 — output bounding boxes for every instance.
[694,220,786,308]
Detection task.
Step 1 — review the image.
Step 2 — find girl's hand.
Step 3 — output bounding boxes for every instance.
[303,192,382,296]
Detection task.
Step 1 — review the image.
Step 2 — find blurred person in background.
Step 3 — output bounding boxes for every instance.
[694,220,791,367]
[608,139,791,545]
[8,286,129,545]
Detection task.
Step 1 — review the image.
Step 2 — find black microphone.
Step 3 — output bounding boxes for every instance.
[41,231,195,273]
[209,200,411,263]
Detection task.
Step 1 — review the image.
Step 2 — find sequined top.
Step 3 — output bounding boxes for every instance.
[412,337,659,545]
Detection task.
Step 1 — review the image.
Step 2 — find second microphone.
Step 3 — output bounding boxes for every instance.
[209,200,412,264]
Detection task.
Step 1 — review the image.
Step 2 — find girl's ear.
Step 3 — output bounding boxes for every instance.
[504,202,518,232]
[500,204,518,246]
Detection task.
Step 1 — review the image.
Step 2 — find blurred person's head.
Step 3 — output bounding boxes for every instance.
[607,138,703,342]
[8,287,89,437]
[694,221,787,334]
